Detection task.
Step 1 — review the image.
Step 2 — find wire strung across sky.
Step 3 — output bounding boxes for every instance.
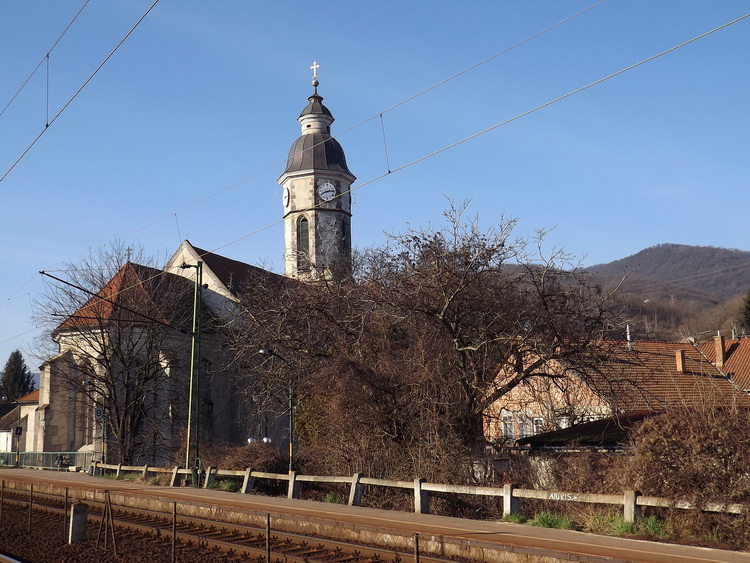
[0,0,161,184]
[205,10,750,257]
[30,7,750,319]
[0,0,91,119]
[4,1,607,326]
[38,270,187,333]
[4,5,750,349]
[122,0,608,238]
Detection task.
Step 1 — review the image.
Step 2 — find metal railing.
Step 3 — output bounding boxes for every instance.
[9,451,95,470]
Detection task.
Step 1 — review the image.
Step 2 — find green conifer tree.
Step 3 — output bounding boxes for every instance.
[1,350,35,403]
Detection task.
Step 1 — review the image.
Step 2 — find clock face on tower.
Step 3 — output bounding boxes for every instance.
[282,187,290,208]
[317,181,336,202]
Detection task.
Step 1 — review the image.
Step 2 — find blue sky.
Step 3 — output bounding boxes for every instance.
[1,1,749,367]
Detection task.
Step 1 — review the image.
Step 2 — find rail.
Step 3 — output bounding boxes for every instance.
[88,461,747,523]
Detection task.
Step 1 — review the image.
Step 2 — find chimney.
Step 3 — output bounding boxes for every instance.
[714,335,725,370]
[675,350,685,373]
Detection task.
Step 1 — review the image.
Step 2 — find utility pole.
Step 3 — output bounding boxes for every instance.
[182,261,203,477]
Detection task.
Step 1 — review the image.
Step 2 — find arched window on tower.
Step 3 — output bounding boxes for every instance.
[297,216,310,271]
[341,219,348,254]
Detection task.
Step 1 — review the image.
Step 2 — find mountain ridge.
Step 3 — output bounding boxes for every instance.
[586,243,750,304]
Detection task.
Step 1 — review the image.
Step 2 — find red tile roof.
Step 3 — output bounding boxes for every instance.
[699,337,750,391]
[590,340,750,412]
[55,262,194,334]
[17,389,39,404]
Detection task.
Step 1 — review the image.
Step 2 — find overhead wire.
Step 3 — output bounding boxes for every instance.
[122,0,607,238]
[0,0,161,183]
[0,1,611,351]
[188,10,750,260]
[0,0,91,118]
[22,7,750,340]
[38,270,185,333]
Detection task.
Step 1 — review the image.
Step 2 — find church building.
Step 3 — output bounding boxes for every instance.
[29,66,355,465]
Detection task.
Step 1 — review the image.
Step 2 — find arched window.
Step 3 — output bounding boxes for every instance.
[340,219,347,253]
[297,216,310,271]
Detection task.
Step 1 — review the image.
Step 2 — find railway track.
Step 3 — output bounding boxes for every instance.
[1,484,464,562]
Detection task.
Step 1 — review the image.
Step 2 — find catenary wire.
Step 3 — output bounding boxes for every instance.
[211,10,750,254]
[44,9,750,308]
[0,0,91,118]
[16,8,750,344]
[0,0,161,184]
[121,0,607,238]
[38,270,185,333]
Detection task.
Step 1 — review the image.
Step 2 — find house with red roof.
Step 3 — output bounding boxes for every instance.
[698,335,750,392]
[0,390,39,462]
[485,339,750,444]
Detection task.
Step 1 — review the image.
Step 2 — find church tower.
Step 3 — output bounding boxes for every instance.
[278,63,355,281]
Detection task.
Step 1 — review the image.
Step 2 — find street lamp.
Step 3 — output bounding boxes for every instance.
[258,348,293,473]
[14,400,21,467]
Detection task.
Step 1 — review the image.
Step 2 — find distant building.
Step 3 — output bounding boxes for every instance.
[485,339,750,444]
[698,335,750,392]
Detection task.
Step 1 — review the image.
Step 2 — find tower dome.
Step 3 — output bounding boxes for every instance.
[282,90,352,176]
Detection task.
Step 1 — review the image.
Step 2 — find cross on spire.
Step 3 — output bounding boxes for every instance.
[310,61,320,80]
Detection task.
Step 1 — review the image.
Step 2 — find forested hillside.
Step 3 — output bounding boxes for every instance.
[587,243,750,341]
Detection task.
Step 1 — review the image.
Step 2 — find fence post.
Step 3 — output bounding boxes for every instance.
[348,473,362,506]
[241,468,255,494]
[170,466,180,487]
[503,483,520,518]
[287,471,300,499]
[142,465,149,480]
[414,478,429,515]
[115,464,123,479]
[203,467,216,489]
[624,490,641,523]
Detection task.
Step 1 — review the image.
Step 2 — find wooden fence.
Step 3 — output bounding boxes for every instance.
[89,461,745,524]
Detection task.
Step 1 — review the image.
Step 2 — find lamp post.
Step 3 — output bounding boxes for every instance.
[258,348,293,473]
[15,400,21,467]
[181,261,203,476]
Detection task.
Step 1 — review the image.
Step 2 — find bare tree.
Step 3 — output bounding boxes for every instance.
[229,203,620,482]
[35,243,195,464]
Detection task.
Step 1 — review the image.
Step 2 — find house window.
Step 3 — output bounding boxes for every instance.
[297,216,310,271]
[533,418,545,435]
[519,417,531,438]
[502,416,514,440]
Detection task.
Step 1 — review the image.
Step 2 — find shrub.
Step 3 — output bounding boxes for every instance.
[201,442,287,473]
[625,405,750,548]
